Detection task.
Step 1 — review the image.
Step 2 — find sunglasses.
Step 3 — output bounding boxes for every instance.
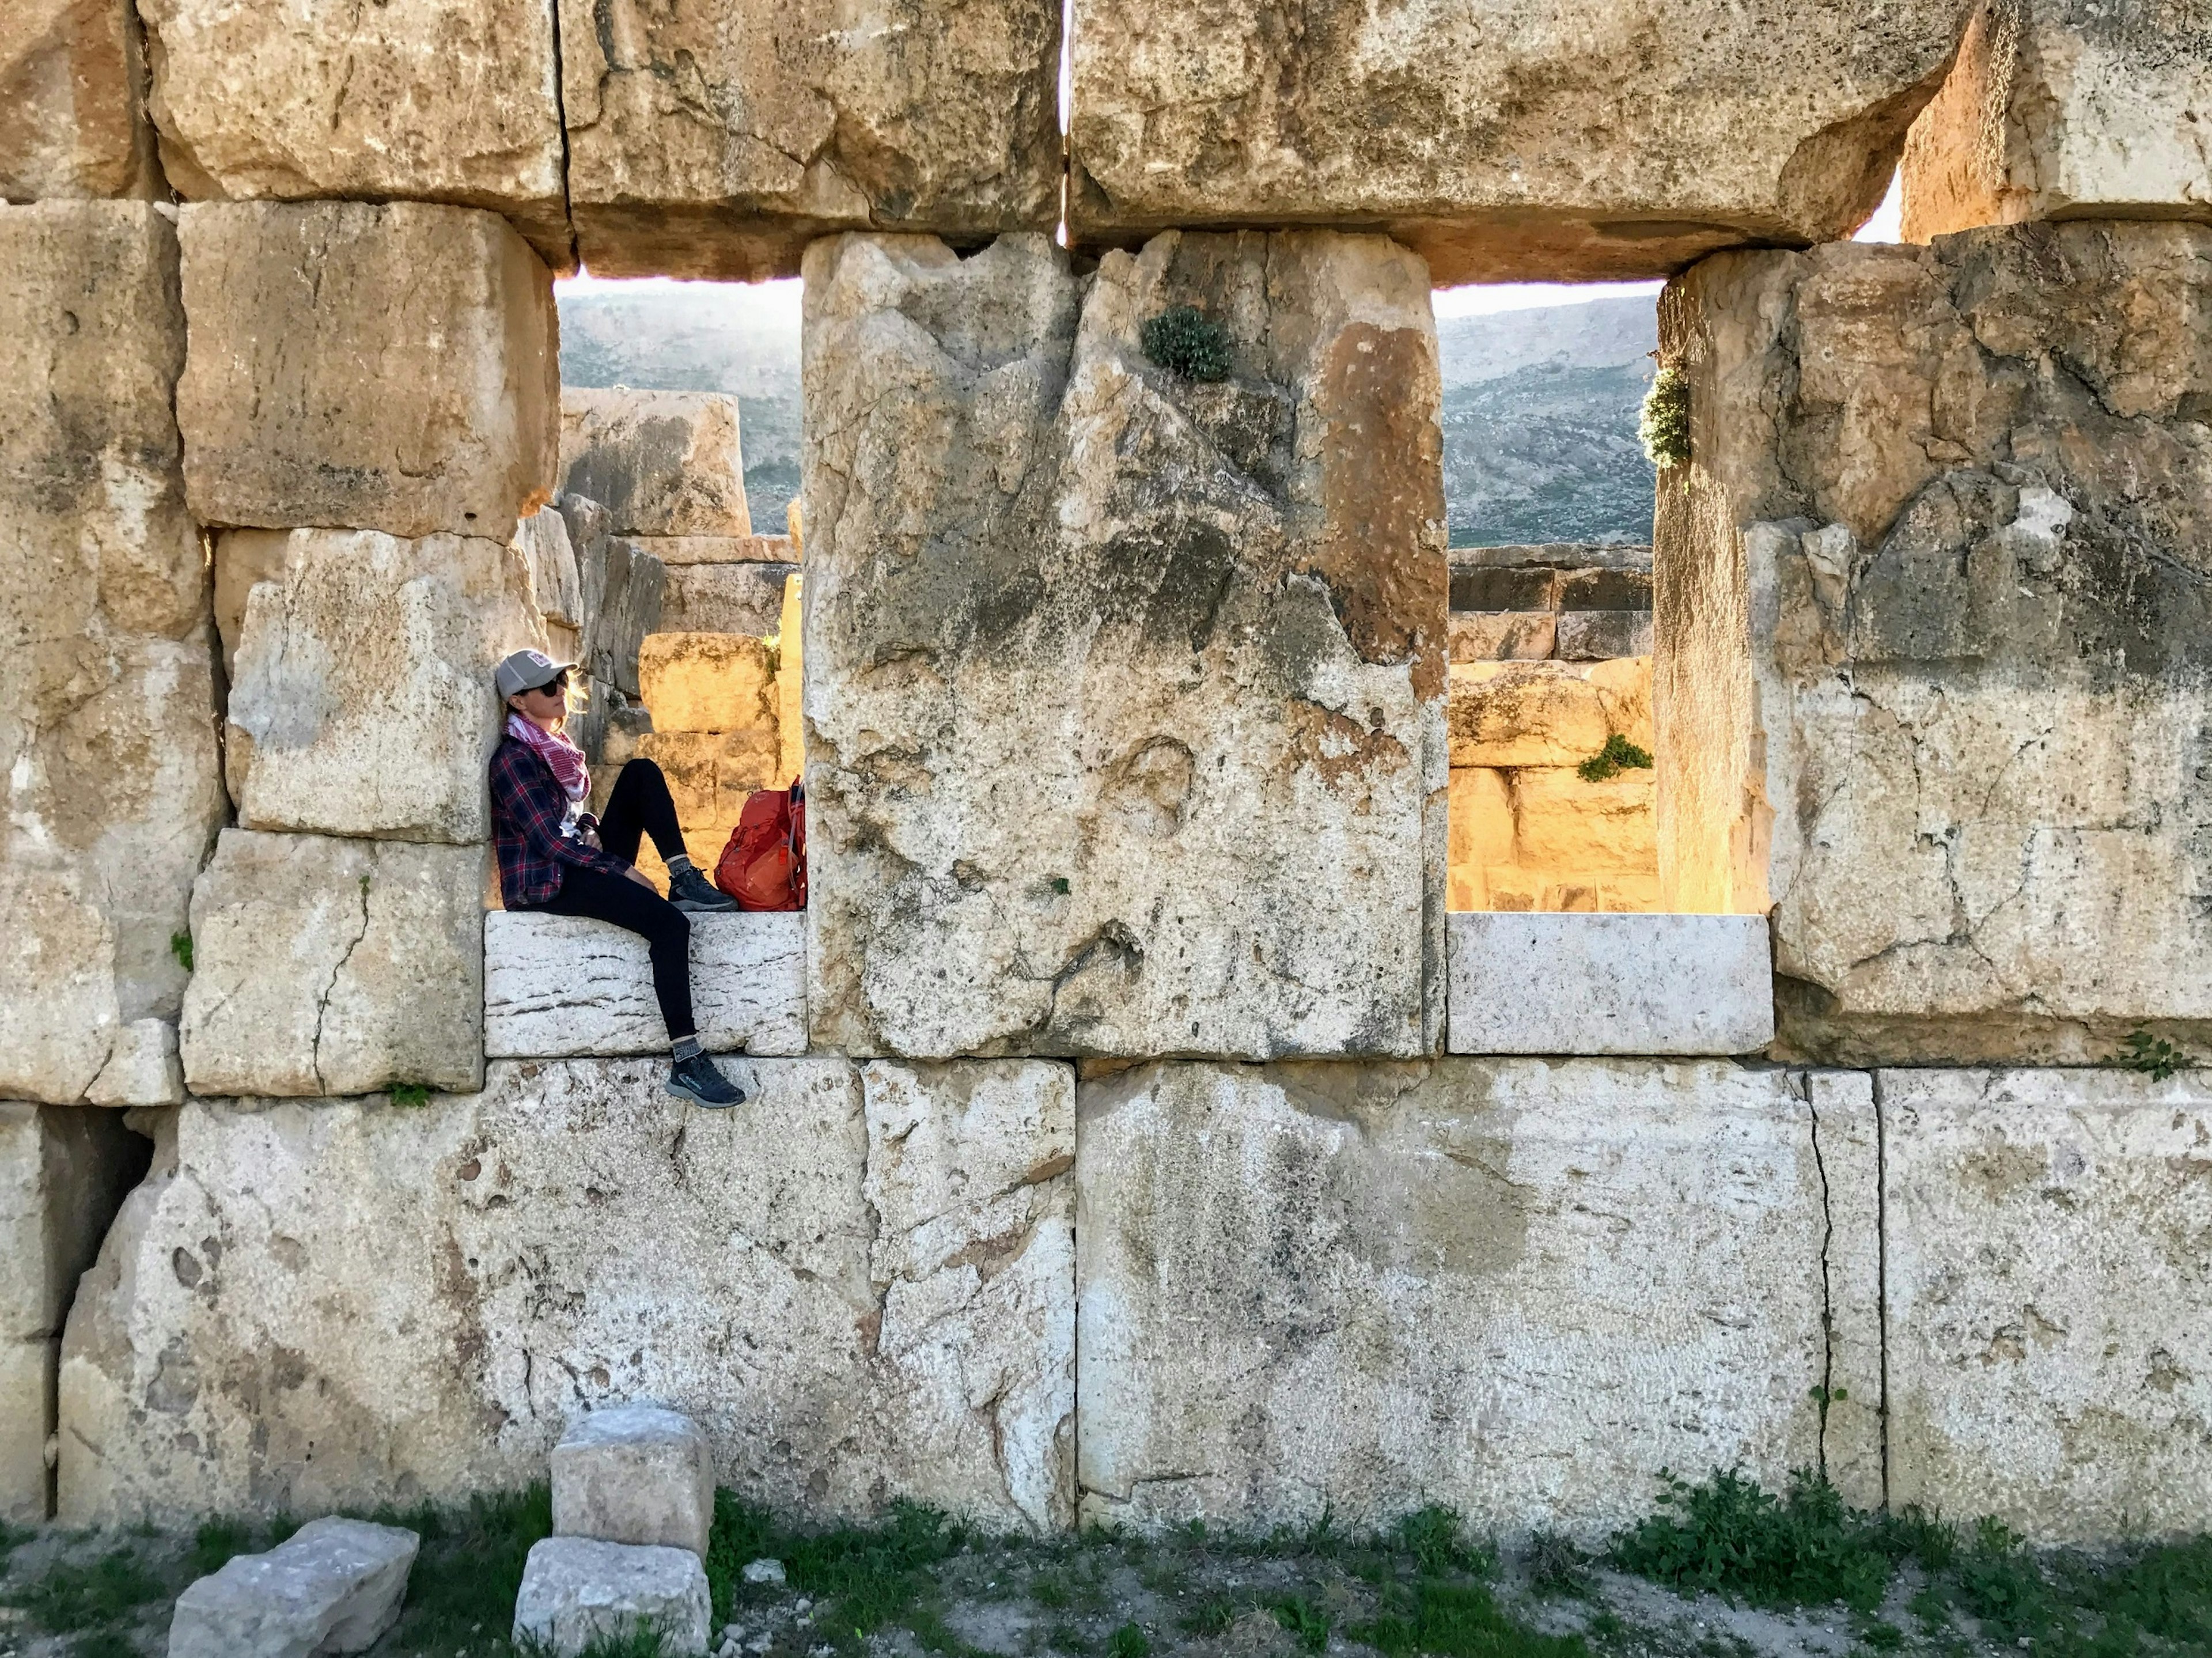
[529,676,569,696]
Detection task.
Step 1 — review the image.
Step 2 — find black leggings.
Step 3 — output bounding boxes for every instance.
[519,760,696,1041]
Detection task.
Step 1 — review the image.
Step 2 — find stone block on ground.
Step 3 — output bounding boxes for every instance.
[1067,0,1971,282]
[224,528,544,841]
[180,830,488,1097]
[139,0,567,264]
[513,1537,710,1657]
[168,1516,418,1658]
[1656,223,2212,1063]
[559,391,751,537]
[0,0,160,200]
[806,229,1446,1059]
[483,911,806,1059]
[177,200,558,541]
[1881,1067,2212,1542]
[0,201,226,1106]
[552,1406,714,1557]
[1446,913,1773,1054]
[1,1339,58,1525]
[660,563,798,638]
[1900,0,2212,241]
[638,634,776,734]
[557,0,1062,280]
[1076,1058,1850,1536]
[60,1059,1075,1531]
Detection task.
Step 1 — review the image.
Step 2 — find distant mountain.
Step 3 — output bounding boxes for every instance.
[557,283,1660,550]
[1437,295,1658,548]
[557,283,803,531]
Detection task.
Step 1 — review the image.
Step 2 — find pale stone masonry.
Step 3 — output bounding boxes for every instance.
[0,0,162,200]
[560,391,752,539]
[1656,221,2212,1064]
[0,202,227,1107]
[805,230,1447,1059]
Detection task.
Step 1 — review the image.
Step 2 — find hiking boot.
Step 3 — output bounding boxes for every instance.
[667,1053,747,1109]
[668,866,738,913]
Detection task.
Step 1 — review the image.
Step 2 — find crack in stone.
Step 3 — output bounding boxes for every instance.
[309,867,372,1095]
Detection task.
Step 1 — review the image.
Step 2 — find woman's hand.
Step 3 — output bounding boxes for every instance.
[581,827,603,850]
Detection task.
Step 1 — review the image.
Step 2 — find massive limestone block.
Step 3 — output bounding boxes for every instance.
[563,495,666,699]
[224,528,544,842]
[660,562,798,638]
[177,201,559,542]
[60,1058,1076,1534]
[559,391,751,539]
[1067,0,1973,283]
[0,0,161,200]
[1656,224,2212,1063]
[0,202,227,1106]
[638,634,775,735]
[806,230,1447,1059]
[179,830,489,1097]
[1901,0,2212,240]
[1075,1059,1873,1535]
[139,0,569,265]
[1881,1068,2212,1540]
[556,0,1062,280]
[516,505,584,646]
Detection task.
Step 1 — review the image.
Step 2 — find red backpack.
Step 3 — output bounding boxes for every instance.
[715,780,806,911]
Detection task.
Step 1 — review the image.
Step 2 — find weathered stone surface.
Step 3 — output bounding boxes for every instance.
[552,1406,714,1557]
[85,1018,185,1107]
[60,1059,1075,1532]
[1555,611,1654,660]
[1076,1059,1843,1535]
[179,830,488,1097]
[517,505,584,632]
[168,1516,419,1658]
[559,392,751,538]
[1512,767,1655,876]
[1806,1070,1885,1513]
[637,732,780,824]
[483,911,806,1058]
[225,529,544,841]
[1449,661,1626,769]
[1900,0,2212,241]
[513,1537,710,1658]
[660,562,798,638]
[563,495,666,699]
[1881,1066,2212,1541]
[1,1339,56,1525]
[1068,0,1972,283]
[639,634,776,735]
[177,201,559,541]
[141,0,567,265]
[776,576,803,788]
[806,230,1446,1059]
[556,0,1062,281]
[1655,224,2212,1062]
[0,0,160,199]
[0,202,228,1106]
[1448,612,1555,663]
[638,534,794,567]
[1445,914,1773,1055]
[1445,767,1513,913]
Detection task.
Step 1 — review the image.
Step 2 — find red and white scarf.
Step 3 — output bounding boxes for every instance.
[506,711,590,807]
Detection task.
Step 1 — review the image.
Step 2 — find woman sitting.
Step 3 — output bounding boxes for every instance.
[490,649,747,1109]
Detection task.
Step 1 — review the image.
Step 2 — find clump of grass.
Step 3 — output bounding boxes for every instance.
[1107,1621,1150,1658]
[373,1482,553,1653]
[1272,1596,1331,1652]
[2118,1028,2189,1080]
[1608,1467,1891,1613]
[1179,1597,1238,1637]
[1523,1531,1594,1600]
[2069,1533,2212,1648]
[772,1500,969,1648]
[1639,362,1691,469]
[1353,1581,1586,1658]
[1031,1569,1073,1608]
[1396,1506,1493,1579]
[387,1083,433,1108]
[1141,306,1232,383]
[0,1549,165,1633]
[1946,1517,2054,1641]
[1577,734,1653,783]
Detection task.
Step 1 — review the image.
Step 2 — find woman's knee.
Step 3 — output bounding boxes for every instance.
[618,756,666,790]
[642,897,691,949]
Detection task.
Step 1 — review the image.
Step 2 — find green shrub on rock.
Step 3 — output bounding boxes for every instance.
[1140,305,1233,382]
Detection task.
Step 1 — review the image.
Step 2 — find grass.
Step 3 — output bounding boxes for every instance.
[1576,733,1654,784]
[1108,1621,1152,1658]
[370,1483,554,1655]
[1353,1581,1586,1658]
[387,1083,434,1108]
[0,1547,165,1632]
[168,930,193,972]
[707,1494,973,1652]
[1271,1596,1332,1651]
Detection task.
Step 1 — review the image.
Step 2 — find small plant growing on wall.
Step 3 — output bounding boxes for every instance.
[2117,1028,2188,1080]
[1141,305,1232,383]
[1639,362,1691,468]
[1578,733,1653,783]
[169,930,193,972]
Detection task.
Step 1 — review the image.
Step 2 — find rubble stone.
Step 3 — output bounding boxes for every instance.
[0,0,160,200]
[0,202,227,1106]
[513,1537,710,1658]
[225,528,544,842]
[1900,0,2212,241]
[639,634,777,735]
[1076,1059,1839,1536]
[559,392,752,538]
[483,911,806,1059]
[1067,0,1974,282]
[1445,913,1773,1054]
[60,1059,1075,1532]
[557,0,1062,281]
[177,201,559,542]
[805,229,1446,1058]
[551,1406,715,1557]
[1656,224,2212,1062]
[168,1517,419,1658]
[1881,1068,2212,1540]
[661,563,798,638]
[179,830,488,1097]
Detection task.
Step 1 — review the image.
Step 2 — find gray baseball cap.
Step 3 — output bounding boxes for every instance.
[494,649,573,699]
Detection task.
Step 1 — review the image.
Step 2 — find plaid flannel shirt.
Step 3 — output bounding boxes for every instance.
[490,735,631,906]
